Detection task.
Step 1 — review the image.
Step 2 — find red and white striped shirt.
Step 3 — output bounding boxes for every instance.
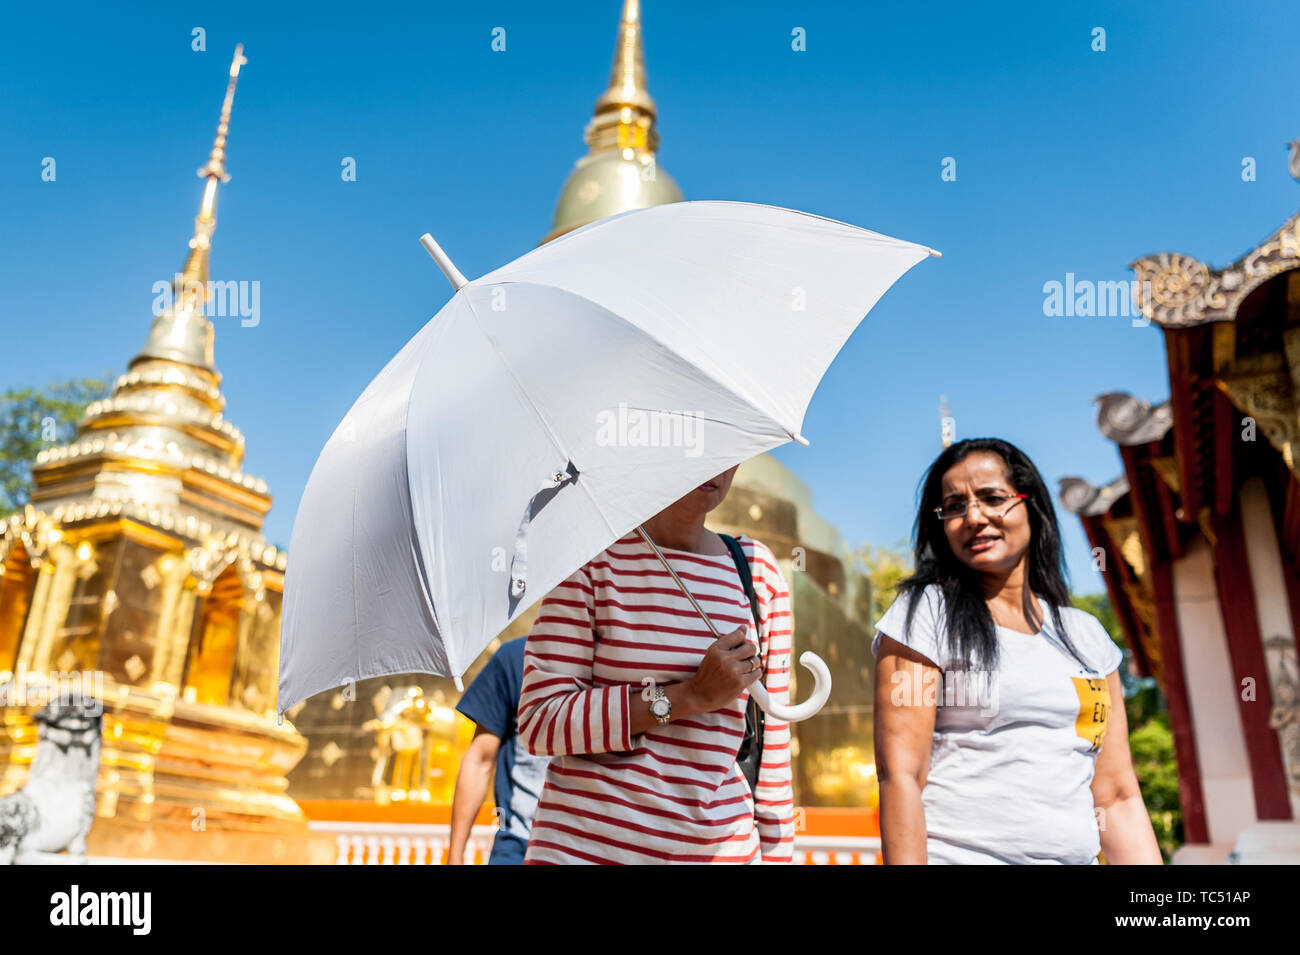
[517,531,795,864]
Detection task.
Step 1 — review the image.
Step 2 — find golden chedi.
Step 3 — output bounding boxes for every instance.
[543,0,683,243]
[0,46,332,864]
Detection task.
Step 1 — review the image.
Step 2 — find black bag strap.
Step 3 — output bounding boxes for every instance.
[720,533,762,636]
[719,533,766,796]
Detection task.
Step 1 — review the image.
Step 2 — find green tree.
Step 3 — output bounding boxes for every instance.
[855,539,912,624]
[0,375,115,519]
[1128,714,1183,860]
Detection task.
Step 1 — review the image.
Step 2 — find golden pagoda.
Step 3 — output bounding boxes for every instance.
[544,0,683,243]
[0,46,333,864]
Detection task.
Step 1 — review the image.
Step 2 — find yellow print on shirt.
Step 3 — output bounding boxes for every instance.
[1071,676,1110,753]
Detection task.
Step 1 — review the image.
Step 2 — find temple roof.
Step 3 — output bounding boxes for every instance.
[1131,209,1300,328]
[1056,161,1300,688]
[1095,394,1174,446]
[1058,473,1131,517]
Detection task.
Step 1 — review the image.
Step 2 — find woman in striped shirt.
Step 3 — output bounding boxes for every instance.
[517,465,795,864]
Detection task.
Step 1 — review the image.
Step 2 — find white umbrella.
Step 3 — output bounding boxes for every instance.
[278,200,938,723]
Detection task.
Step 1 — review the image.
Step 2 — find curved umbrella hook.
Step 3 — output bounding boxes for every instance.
[635,526,831,723]
[748,651,831,723]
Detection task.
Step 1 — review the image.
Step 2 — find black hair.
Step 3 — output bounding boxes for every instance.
[896,437,1088,671]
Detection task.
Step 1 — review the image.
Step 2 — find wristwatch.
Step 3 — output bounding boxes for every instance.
[649,685,672,724]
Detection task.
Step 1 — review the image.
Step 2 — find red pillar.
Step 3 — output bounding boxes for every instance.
[1211,507,1293,820]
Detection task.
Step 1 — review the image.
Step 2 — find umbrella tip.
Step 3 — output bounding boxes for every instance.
[791,432,811,447]
[454,675,465,692]
[419,233,470,291]
[928,248,943,258]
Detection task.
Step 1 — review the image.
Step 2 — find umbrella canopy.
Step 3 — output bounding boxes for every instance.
[278,200,937,718]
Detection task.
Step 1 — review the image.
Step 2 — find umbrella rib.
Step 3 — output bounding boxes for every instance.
[678,199,940,254]
[458,291,618,539]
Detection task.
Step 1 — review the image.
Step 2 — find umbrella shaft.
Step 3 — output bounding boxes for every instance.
[635,525,721,637]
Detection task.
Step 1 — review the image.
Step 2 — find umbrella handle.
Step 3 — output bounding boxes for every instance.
[748,650,832,723]
[635,525,832,723]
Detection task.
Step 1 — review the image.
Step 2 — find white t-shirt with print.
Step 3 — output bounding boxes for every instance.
[871,584,1124,865]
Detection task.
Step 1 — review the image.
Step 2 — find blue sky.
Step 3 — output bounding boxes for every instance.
[4,0,1299,594]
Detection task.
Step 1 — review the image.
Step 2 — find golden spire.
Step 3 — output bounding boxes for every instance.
[544,1,682,243]
[179,44,247,295]
[587,0,657,152]
[32,43,272,539]
[133,45,246,374]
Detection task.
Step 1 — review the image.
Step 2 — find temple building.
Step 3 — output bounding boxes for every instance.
[0,46,334,864]
[1060,163,1300,863]
[287,0,883,860]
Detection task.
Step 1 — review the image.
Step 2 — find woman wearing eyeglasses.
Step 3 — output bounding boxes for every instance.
[872,437,1161,865]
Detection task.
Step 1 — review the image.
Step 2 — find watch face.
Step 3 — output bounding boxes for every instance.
[651,698,670,718]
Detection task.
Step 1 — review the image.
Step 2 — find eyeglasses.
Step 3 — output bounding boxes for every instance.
[934,492,1028,521]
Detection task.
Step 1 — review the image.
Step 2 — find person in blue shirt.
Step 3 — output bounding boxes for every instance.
[449,636,550,864]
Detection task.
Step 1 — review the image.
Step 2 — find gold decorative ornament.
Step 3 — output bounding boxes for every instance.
[1131,212,1300,328]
